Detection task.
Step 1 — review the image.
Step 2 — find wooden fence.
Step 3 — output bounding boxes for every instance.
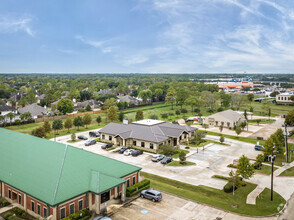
[68,110,106,118]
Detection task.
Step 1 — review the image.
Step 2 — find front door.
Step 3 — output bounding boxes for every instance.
[173,138,177,146]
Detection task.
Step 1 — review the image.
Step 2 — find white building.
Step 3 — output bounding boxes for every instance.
[276,93,294,105]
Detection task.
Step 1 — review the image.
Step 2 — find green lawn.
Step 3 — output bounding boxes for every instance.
[248,119,276,124]
[167,161,195,166]
[255,165,278,175]
[249,101,293,115]
[141,172,285,216]
[172,150,189,159]
[279,166,294,176]
[67,139,81,143]
[264,153,294,167]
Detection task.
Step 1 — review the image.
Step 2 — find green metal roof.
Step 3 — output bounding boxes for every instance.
[0,128,141,206]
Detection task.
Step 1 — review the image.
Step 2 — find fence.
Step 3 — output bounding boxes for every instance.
[68,110,106,118]
[35,115,68,123]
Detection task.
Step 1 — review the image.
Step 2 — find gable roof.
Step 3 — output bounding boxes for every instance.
[207,109,244,121]
[18,103,51,117]
[99,120,197,143]
[0,128,140,206]
[0,105,16,112]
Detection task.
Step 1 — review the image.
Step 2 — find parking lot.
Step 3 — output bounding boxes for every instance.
[52,129,260,190]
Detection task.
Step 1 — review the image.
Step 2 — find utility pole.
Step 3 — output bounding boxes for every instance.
[268,145,276,201]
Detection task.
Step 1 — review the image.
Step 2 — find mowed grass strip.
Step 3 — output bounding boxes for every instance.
[167,161,195,166]
[141,172,285,216]
[279,166,294,176]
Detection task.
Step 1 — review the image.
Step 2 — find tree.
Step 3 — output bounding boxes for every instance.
[285,109,294,126]
[179,151,187,164]
[103,98,117,110]
[32,126,46,138]
[195,130,206,142]
[83,114,92,128]
[138,89,152,103]
[85,104,92,111]
[176,88,189,110]
[237,155,254,180]
[244,109,248,120]
[52,119,63,135]
[57,98,74,114]
[268,108,271,119]
[270,91,279,97]
[64,118,73,133]
[154,88,163,98]
[256,118,261,126]
[6,112,14,125]
[219,125,223,133]
[43,121,52,133]
[73,116,83,130]
[255,154,264,170]
[107,106,118,122]
[185,97,197,113]
[220,91,231,107]
[80,91,92,101]
[202,124,209,131]
[96,116,102,125]
[240,121,247,131]
[247,94,254,101]
[165,88,177,110]
[290,95,294,102]
[0,115,4,124]
[18,96,28,107]
[71,133,76,142]
[220,136,225,144]
[26,89,37,104]
[68,88,80,101]
[135,110,144,121]
[228,170,242,196]
[118,112,124,122]
[235,127,242,136]
[159,144,175,156]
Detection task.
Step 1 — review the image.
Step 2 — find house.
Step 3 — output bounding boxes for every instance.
[0,128,141,220]
[0,104,17,116]
[98,89,114,95]
[37,94,46,104]
[117,95,139,105]
[75,99,101,110]
[18,103,52,119]
[276,92,294,105]
[99,119,197,153]
[203,109,246,129]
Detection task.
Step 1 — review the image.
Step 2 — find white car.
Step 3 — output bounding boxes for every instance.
[124,149,133,156]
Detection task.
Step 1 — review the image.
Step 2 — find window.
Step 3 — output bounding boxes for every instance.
[60,208,65,219]
[141,142,145,147]
[221,121,224,126]
[132,176,136,185]
[109,136,112,141]
[227,122,230,127]
[216,121,218,126]
[101,191,110,203]
[18,195,21,204]
[70,204,75,215]
[133,140,136,146]
[31,201,35,212]
[37,204,41,215]
[102,135,105,139]
[8,189,11,199]
[44,208,47,217]
[150,143,153,149]
[78,200,83,211]
[127,179,130,187]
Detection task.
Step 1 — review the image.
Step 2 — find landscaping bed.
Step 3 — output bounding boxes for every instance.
[167,161,195,166]
[141,172,285,216]
[0,198,10,208]
[67,139,82,143]
[1,207,36,220]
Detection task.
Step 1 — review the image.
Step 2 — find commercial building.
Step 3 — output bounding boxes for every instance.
[0,128,141,219]
[276,93,294,105]
[99,119,197,153]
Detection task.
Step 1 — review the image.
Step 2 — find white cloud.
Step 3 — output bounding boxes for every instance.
[0,16,35,36]
[75,35,113,53]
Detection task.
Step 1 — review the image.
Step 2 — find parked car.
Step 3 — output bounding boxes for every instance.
[101,143,113,149]
[93,217,111,220]
[161,156,173,164]
[89,131,100,137]
[118,148,127,154]
[124,149,133,156]
[78,135,88,140]
[85,139,96,146]
[151,154,165,162]
[254,145,265,151]
[131,150,143,157]
[140,189,162,202]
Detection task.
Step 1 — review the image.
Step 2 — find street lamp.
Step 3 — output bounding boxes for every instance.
[268,145,276,201]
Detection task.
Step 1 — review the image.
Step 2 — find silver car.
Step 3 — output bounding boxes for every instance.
[140,189,162,202]
[151,154,165,162]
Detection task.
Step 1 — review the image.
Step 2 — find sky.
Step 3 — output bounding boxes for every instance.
[0,0,294,73]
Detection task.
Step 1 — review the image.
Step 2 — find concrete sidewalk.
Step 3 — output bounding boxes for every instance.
[246,186,265,205]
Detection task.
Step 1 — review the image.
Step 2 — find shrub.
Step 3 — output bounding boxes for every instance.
[181,108,188,114]
[161,113,168,119]
[21,213,27,218]
[212,175,229,181]
[126,179,150,197]
[194,108,200,113]
[69,209,91,220]
[1,199,9,207]
[3,212,13,220]
[149,114,158,120]
[12,207,24,215]
[208,109,214,113]
[175,110,181,115]
[8,216,23,220]
[168,112,174,116]
[217,107,223,112]
[185,146,190,149]
[257,137,264,140]
[223,182,236,193]
[228,164,237,168]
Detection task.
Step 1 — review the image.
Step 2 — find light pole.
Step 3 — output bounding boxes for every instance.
[268,145,276,201]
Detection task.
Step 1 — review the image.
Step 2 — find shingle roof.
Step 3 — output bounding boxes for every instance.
[18,103,51,117]
[0,128,141,206]
[0,105,16,112]
[207,109,245,121]
[99,121,197,143]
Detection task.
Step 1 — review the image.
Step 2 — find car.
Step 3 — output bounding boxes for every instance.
[89,131,100,137]
[131,150,143,157]
[78,135,88,140]
[93,217,112,220]
[124,149,133,156]
[254,145,265,151]
[85,139,96,146]
[118,148,127,154]
[140,189,162,202]
[151,154,165,162]
[101,143,113,149]
[161,156,173,164]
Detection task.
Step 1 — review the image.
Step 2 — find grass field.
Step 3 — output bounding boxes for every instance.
[255,165,278,175]
[279,166,294,176]
[167,161,196,166]
[141,172,285,216]
[248,119,276,124]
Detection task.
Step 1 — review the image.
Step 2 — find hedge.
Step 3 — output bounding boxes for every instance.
[69,209,91,220]
[3,212,13,220]
[126,179,150,197]
[223,182,236,193]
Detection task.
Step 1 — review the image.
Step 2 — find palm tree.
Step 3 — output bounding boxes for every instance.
[6,112,15,125]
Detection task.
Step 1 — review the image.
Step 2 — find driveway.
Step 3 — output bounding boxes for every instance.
[110,192,276,220]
